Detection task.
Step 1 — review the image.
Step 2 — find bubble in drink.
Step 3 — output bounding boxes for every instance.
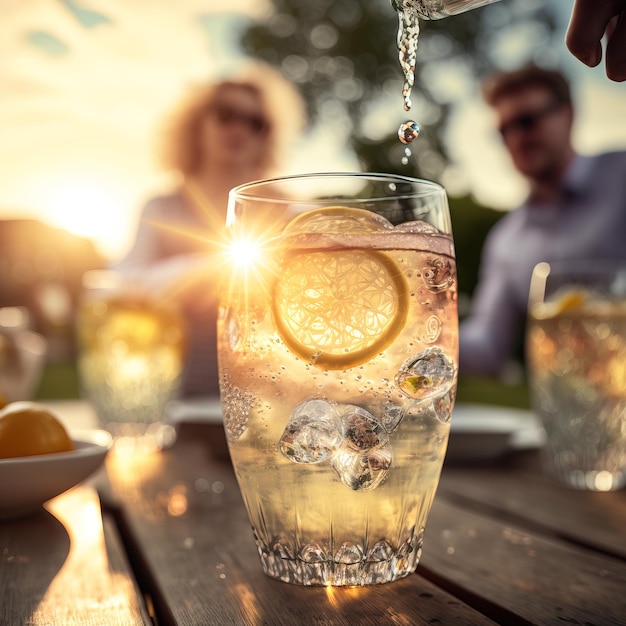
[398,120,420,145]
[395,221,440,234]
[395,347,456,400]
[421,257,455,292]
[280,399,344,464]
[221,376,254,441]
[419,314,443,344]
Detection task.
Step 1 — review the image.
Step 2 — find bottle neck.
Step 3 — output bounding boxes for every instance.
[391,0,502,20]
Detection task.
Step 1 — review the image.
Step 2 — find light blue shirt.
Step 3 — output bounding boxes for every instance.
[459,150,626,376]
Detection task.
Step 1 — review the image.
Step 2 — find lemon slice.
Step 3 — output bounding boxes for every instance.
[283,206,393,235]
[273,247,408,369]
[553,290,586,314]
[534,289,587,319]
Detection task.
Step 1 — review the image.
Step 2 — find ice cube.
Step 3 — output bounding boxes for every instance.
[331,405,392,490]
[395,347,456,401]
[341,405,389,452]
[432,390,455,423]
[279,399,344,463]
[381,401,404,433]
[331,444,392,491]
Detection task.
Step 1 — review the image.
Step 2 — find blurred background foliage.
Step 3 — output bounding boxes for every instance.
[20,0,564,406]
[240,0,559,306]
[241,0,558,179]
[236,0,556,406]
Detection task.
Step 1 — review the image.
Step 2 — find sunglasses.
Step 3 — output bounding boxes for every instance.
[210,105,269,135]
[498,101,564,140]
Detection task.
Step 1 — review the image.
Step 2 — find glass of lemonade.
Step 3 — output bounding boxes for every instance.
[76,270,186,453]
[218,173,458,586]
[527,261,626,491]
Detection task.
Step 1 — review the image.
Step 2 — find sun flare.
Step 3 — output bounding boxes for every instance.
[47,184,119,238]
[228,237,262,269]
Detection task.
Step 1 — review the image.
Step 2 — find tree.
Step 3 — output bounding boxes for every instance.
[241,0,557,179]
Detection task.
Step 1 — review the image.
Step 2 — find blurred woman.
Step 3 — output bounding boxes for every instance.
[113,61,306,396]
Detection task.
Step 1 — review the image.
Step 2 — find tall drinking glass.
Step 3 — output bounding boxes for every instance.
[218,173,458,586]
[527,261,626,491]
[76,270,185,453]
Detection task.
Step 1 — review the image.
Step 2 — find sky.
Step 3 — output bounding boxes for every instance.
[1,0,625,261]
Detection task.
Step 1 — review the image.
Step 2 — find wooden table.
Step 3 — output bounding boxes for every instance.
[2,406,625,625]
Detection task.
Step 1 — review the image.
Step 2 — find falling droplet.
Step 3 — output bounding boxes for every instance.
[398,120,420,145]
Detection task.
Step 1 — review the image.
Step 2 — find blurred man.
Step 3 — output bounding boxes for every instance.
[459,65,626,377]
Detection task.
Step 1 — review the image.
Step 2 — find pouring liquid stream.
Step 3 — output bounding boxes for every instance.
[395,0,421,158]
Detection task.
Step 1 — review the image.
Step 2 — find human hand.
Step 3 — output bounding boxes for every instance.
[566,0,626,81]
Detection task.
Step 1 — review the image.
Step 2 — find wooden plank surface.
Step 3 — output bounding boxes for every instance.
[101,424,496,626]
[0,486,150,626]
[438,458,626,560]
[421,497,626,626]
[97,421,626,626]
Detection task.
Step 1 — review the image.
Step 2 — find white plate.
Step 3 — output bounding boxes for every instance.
[447,403,546,462]
[0,430,111,519]
[162,398,546,463]
[165,397,223,425]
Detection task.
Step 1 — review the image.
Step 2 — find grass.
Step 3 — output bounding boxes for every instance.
[456,375,530,409]
[35,362,81,400]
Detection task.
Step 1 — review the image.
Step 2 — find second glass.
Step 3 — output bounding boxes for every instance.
[218,173,458,586]
[76,270,186,453]
[527,261,626,491]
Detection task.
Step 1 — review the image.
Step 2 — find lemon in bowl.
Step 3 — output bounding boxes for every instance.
[0,402,74,459]
[0,402,111,519]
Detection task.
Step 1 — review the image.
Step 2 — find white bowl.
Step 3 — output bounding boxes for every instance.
[0,430,111,519]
